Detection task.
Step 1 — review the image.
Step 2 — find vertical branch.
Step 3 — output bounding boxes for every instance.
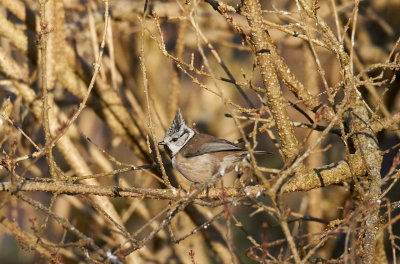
[348,98,382,264]
[280,218,301,264]
[139,13,173,189]
[346,4,381,262]
[39,0,57,179]
[296,0,334,104]
[303,43,325,249]
[168,6,188,120]
[106,14,117,91]
[296,1,385,260]
[87,1,103,80]
[349,0,360,76]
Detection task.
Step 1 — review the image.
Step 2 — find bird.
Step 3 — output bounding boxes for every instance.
[158,109,264,183]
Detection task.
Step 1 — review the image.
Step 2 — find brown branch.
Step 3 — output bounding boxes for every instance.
[205,0,321,111]
[0,0,398,262]
[185,204,239,264]
[0,216,62,263]
[371,112,400,133]
[347,101,383,263]
[296,0,385,261]
[1,0,151,162]
[241,0,300,162]
[0,150,365,198]
[39,0,57,180]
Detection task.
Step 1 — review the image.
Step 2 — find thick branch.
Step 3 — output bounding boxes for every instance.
[241,0,299,161]
[0,152,366,199]
[348,98,382,263]
[206,0,320,111]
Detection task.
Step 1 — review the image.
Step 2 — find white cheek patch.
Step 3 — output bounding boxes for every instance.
[168,144,182,156]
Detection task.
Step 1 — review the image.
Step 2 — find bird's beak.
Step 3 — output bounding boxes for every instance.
[158,141,166,146]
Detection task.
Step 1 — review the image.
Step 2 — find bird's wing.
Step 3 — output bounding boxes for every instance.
[184,138,244,157]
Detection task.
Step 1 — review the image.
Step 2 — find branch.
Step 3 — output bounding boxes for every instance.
[241,0,300,162]
[0,151,366,199]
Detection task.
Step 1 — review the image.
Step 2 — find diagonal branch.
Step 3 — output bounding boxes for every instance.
[241,0,300,162]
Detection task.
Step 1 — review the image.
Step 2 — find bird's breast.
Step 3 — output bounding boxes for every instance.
[172,153,219,183]
[172,151,247,183]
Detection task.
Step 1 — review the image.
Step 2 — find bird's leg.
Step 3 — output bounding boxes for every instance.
[234,155,255,186]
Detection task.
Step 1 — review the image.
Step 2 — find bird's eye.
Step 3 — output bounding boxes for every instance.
[172,137,178,142]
